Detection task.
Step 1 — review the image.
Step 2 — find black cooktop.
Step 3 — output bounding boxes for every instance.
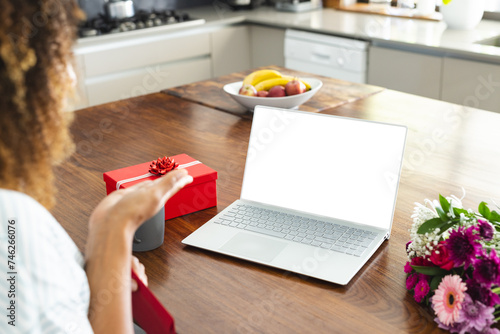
[79,10,200,38]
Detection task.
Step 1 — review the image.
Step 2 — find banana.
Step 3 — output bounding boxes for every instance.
[254,77,295,91]
[282,75,312,91]
[242,69,282,87]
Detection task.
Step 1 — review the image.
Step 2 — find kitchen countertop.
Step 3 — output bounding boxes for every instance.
[75,5,500,63]
[189,5,500,63]
[162,65,384,116]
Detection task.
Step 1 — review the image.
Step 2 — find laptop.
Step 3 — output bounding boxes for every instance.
[182,106,407,285]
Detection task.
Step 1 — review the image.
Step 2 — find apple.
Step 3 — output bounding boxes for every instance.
[239,84,257,96]
[268,85,286,97]
[257,90,269,97]
[285,79,306,96]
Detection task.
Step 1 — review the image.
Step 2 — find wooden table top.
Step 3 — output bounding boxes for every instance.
[53,77,500,333]
[163,65,385,118]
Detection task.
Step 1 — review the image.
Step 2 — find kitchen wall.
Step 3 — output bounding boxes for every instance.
[78,0,213,20]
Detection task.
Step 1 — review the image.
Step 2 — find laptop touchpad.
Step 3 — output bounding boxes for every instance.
[220,232,288,263]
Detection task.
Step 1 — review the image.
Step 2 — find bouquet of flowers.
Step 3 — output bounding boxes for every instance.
[405,193,500,333]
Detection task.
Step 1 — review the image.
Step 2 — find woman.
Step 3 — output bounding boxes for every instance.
[0,1,192,332]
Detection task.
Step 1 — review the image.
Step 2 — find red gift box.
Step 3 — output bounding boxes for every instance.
[103,154,217,220]
[132,270,176,334]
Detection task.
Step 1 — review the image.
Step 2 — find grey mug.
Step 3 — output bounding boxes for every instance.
[132,207,165,252]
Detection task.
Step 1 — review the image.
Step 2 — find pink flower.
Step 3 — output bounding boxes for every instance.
[429,241,454,271]
[414,279,430,303]
[404,261,413,274]
[473,249,500,287]
[466,279,500,307]
[445,226,482,268]
[406,273,418,290]
[458,294,495,333]
[431,275,467,326]
[477,219,494,241]
[411,256,433,267]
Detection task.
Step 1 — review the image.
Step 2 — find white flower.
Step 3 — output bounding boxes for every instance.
[443,194,464,219]
[411,200,438,223]
[406,191,477,260]
[408,199,440,259]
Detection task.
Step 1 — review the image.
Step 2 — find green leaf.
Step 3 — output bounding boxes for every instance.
[440,220,459,233]
[439,194,450,214]
[412,265,449,276]
[435,206,449,222]
[490,211,500,223]
[453,208,468,217]
[453,207,468,216]
[430,275,445,291]
[479,202,491,219]
[417,217,447,234]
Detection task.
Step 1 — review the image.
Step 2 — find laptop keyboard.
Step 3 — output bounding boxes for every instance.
[213,203,379,257]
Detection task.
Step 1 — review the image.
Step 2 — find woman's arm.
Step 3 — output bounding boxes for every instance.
[85,169,192,333]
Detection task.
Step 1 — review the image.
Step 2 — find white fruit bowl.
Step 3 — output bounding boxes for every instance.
[223,78,322,111]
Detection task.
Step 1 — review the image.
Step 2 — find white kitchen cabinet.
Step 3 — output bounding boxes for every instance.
[441,57,500,113]
[83,33,211,78]
[368,45,442,100]
[211,25,251,77]
[85,58,211,107]
[250,25,285,68]
[73,29,212,109]
[285,29,368,83]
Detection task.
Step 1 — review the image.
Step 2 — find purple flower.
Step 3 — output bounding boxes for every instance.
[446,226,482,268]
[406,273,418,290]
[406,241,412,252]
[457,294,495,333]
[414,279,430,303]
[466,279,500,307]
[435,317,454,331]
[435,316,466,333]
[435,293,499,334]
[473,249,500,287]
[418,273,430,282]
[468,327,500,334]
[477,219,494,241]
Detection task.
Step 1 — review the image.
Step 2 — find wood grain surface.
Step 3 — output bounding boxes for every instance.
[162,65,385,118]
[51,84,500,333]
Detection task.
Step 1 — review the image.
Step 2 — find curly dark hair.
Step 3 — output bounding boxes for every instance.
[0,0,84,208]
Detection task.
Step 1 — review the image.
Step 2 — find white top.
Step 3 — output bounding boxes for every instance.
[0,189,93,333]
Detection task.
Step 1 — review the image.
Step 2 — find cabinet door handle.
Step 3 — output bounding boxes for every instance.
[312,52,331,60]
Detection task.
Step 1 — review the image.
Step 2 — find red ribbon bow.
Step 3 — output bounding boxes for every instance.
[149,156,179,176]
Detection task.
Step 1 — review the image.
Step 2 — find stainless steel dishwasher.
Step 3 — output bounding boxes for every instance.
[284,29,369,83]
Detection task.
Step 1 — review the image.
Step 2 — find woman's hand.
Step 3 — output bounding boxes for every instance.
[85,169,192,334]
[131,256,147,292]
[88,169,193,240]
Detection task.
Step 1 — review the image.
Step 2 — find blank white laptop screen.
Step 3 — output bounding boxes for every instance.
[240,107,407,230]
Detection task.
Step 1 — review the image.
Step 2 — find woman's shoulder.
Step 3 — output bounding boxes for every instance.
[0,188,81,259]
[0,188,51,217]
[0,191,92,332]
[0,188,62,236]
